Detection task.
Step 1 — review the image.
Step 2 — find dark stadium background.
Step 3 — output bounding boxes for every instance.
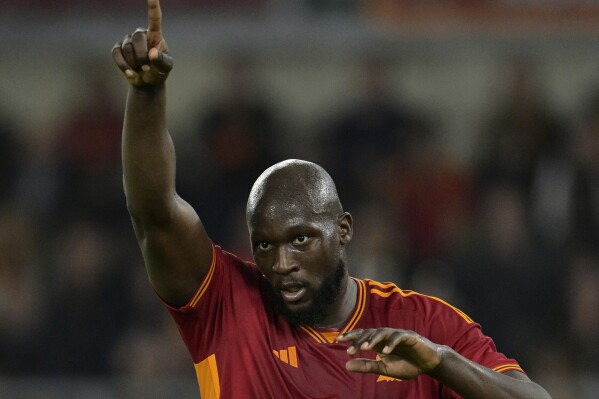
[0,1,598,398]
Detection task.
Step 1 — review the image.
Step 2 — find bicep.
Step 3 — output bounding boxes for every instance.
[132,195,213,308]
[504,370,531,381]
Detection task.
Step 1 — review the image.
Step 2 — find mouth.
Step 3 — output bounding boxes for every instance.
[279,282,307,303]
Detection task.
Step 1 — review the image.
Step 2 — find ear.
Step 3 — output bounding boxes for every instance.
[337,212,353,245]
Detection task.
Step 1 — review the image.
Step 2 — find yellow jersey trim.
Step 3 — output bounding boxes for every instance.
[493,363,525,374]
[341,278,367,334]
[300,278,367,343]
[367,280,474,324]
[299,325,326,343]
[195,354,220,399]
[190,244,217,308]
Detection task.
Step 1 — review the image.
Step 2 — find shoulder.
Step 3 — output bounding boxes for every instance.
[362,279,518,369]
[178,245,263,311]
[214,245,262,277]
[211,245,267,292]
[363,278,475,329]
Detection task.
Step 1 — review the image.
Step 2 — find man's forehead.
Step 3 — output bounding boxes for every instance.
[251,197,321,222]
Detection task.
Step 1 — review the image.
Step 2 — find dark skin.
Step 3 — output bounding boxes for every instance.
[112,1,551,398]
[247,160,356,327]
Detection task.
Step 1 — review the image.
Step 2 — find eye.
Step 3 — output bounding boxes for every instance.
[292,235,309,245]
[258,241,271,251]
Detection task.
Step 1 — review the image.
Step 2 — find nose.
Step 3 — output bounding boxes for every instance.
[272,246,298,274]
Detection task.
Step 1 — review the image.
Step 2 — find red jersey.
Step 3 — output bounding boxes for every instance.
[164,245,523,399]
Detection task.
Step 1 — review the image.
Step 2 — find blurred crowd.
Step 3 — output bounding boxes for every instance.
[5,0,599,13]
[1,47,599,399]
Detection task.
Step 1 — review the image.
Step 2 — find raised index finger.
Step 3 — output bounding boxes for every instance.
[147,0,162,34]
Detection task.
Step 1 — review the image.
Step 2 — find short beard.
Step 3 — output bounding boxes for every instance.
[266,259,346,327]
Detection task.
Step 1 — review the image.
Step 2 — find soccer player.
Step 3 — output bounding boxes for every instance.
[111,1,552,398]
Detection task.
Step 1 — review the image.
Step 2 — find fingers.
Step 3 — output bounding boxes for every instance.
[380,331,411,354]
[337,329,365,353]
[112,30,147,74]
[147,0,162,36]
[350,329,380,354]
[335,329,364,342]
[337,328,416,355]
[148,48,174,75]
[346,356,423,380]
[120,34,139,71]
[111,42,130,74]
[112,35,172,87]
[345,358,387,375]
[112,0,171,87]
[145,0,169,58]
[132,28,149,67]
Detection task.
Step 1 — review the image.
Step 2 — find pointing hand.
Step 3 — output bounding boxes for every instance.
[111,0,173,87]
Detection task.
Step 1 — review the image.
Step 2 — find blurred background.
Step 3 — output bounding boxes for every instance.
[1,0,599,398]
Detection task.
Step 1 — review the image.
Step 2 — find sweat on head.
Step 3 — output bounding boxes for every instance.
[246,159,344,225]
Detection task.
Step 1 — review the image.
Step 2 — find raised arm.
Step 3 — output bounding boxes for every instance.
[111,0,213,307]
[336,328,552,399]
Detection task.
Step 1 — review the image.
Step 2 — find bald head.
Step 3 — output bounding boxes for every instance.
[246,160,343,223]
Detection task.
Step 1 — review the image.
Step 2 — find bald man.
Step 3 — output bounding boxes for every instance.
[111,1,551,398]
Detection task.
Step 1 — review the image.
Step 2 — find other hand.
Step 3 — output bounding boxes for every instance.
[336,328,443,380]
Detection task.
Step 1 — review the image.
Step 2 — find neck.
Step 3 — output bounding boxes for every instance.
[314,275,357,328]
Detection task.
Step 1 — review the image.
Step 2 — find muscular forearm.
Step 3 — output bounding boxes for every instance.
[122,84,177,224]
[429,347,551,399]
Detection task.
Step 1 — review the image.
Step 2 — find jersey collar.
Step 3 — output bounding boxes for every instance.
[299,278,367,344]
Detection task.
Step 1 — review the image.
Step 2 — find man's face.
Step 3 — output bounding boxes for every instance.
[249,201,348,326]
